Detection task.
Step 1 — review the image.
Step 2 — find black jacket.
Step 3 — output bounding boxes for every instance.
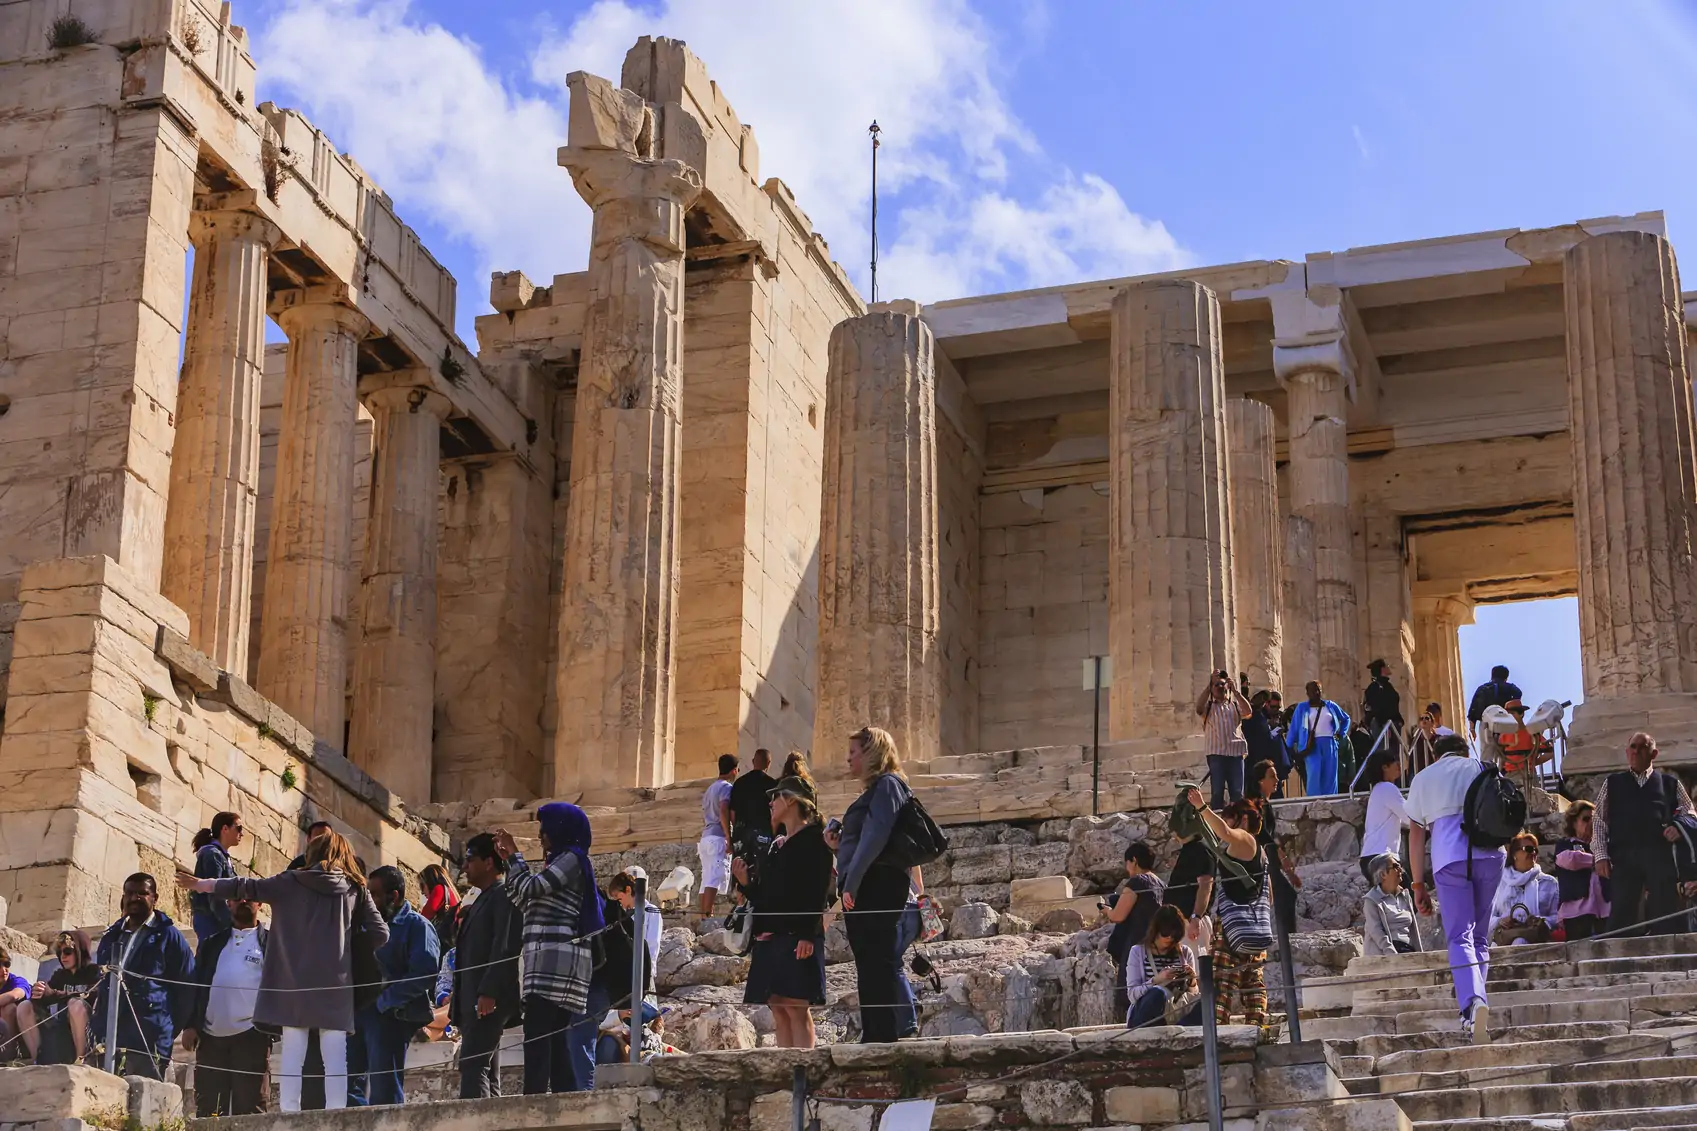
[182,925,272,1037]
[749,822,835,938]
[450,882,523,1028]
[1362,677,1403,732]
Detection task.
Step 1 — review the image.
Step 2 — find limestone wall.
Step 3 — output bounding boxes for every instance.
[0,555,449,936]
[977,484,1111,750]
[0,35,197,704]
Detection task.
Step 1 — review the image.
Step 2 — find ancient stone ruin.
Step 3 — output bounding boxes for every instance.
[5,2,1697,1129]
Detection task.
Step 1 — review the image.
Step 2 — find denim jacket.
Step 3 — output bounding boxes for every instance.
[374,901,440,1017]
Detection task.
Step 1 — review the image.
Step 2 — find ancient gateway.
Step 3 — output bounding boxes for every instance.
[3,0,1697,938]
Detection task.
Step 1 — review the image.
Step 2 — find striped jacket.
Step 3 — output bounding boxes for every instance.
[502,850,593,1012]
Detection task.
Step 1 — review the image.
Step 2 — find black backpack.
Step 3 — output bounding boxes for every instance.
[1462,762,1526,854]
[878,791,950,870]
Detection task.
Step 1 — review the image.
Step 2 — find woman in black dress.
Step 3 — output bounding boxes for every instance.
[736,774,834,1048]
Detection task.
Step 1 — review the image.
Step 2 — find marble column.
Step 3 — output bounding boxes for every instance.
[1360,510,1415,712]
[256,296,370,751]
[1279,356,1359,708]
[1567,231,1697,699]
[160,209,280,672]
[1412,592,1474,734]
[348,373,451,802]
[815,306,941,769]
[1227,397,1282,694]
[1282,513,1317,698]
[1108,280,1235,741]
[552,146,702,794]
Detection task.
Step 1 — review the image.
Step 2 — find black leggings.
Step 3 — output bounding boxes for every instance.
[845,864,911,1043]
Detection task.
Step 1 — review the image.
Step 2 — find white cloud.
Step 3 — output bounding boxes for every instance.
[255,0,583,318]
[254,0,1188,327]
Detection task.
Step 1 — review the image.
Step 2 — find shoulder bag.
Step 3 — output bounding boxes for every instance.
[1215,855,1274,955]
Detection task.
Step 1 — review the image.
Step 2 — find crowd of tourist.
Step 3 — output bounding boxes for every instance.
[5,656,1697,1099]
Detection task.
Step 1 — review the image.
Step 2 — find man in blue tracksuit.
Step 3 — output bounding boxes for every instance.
[1285,681,1352,796]
[359,866,440,1106]
[94,873,194,1078]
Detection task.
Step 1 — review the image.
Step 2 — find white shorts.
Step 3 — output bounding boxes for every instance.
[698,834,731,891]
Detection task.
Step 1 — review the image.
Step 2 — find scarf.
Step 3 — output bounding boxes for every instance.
[537,802,605,936]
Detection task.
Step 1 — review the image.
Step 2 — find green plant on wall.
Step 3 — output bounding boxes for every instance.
[256,720,274,740]
[281,764,298,792]
[48,14,94,49]
[142,693,161,723]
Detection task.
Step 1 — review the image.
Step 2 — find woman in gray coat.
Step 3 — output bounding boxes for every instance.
[179,831,387,1112]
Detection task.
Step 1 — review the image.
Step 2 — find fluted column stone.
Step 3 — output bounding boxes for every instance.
[256,296,369,751]
[1281,361,1358,705]
[1108,280,1236,740]
[348,374,451,802]
[1564,230,1697,769]
[814,307,941,769]
[161,209,280,672]
[1227,397,1282,694]
[1412,592,1474,733]
[1568,231,1697,697]
[553,145,702,794]
[1282,514,1317,698]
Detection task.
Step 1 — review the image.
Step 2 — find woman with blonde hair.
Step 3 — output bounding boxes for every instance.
[834,726,918,1042]
[178,830,388,1112]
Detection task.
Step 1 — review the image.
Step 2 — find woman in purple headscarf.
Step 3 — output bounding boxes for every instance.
[494,803,604,1094]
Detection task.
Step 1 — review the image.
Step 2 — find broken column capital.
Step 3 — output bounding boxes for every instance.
[559,146,702,214]
[188,208,282,250]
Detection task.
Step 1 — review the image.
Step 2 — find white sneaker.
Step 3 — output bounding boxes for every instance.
[1470,1003,1491,1045]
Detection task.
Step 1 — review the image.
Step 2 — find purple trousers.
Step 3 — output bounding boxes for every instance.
[1434,856,1503,1016]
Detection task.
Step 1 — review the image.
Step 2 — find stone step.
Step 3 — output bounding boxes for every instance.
[1371,1032,1679,1079]
[1393,1074,1697,1122]
[1358,969,1696,1011]
[1333,1020,1633,1060]
[1572,1112,1697,1131]
[1352,982,1659,1018]
[1392,995,1630,1035]
[1361,1053,1697,1095]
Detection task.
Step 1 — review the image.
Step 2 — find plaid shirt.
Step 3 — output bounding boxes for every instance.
[502,851,593,1012]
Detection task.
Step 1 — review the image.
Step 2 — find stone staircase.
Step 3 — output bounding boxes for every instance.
[1306,932,1697,1129]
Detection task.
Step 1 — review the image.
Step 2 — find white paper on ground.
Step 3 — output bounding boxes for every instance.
[879,1099,936,1131]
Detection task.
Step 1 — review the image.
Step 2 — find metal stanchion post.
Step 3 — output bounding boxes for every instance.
[103,965,121,1074]
[791,1063,807,1131]
[629,875,648,1066]
[1274,883,1303,1044]
[1198,954,1225,1131]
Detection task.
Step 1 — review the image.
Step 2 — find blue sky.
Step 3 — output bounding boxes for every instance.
[236,0,1697,714]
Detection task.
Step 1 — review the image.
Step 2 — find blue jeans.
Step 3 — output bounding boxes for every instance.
[567,984,610,1091]
[359,1006,418,1106]
[1126,986,1201,1028]
[1434,856,1503,1017]
[1208,755,1245,808]
[1305,737,1339,796]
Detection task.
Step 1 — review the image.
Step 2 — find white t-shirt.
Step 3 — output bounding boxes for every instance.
[1404,756,1483,828]
[203,927,264,1037]
[1363,781,1409,860]
[1308,705,1336,738]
